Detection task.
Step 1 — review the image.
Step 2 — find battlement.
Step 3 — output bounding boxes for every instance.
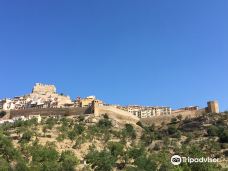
[32,83,56,94]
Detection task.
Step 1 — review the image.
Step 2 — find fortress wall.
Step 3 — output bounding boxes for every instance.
[94,105,140,125]
[32,83,56,94]
[9,107,93,118]
[141,109,206,126]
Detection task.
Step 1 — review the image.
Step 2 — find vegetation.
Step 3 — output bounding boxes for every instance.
[0,110,6,117]
[0,112,227,170]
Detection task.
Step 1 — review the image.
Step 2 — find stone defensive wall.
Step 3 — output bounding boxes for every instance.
[141,108,206,126]
[94,105,140,125]
[9,107,93,118]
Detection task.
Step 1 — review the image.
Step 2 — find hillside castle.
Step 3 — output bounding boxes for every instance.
[0,83,220,119]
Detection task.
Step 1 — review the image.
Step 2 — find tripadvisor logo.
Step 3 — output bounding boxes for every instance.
[171,155,182,165]
[171,155,219,165]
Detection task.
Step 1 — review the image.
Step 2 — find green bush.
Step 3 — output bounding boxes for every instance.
[46,117,57,130]
[86,149,116,171]
[60,150,79,171]
[134,155,157,171]
[107,141,124,157]
[207,125,219,137]
[0,157,10,170]
[168,125,177,135]
[20,131,33,143]
[122,124,136,140]
[74,123,85,135]
[219,130,228,143]
[97,118,112,129]
[31,145,59,162]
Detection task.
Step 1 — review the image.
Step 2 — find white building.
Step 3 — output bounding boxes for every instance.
[0,83,74,110]
[125,105,171,118]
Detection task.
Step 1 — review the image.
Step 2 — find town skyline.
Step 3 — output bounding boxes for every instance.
[0,82,223,111]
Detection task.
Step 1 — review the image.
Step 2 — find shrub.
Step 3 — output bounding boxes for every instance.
[0,133,21,161]
[224,150,228,157]
[172,130,181,139]
[168,125,177,135]
[107,141,124,157]
[46,117,56,130]
[207,125,219,137]
[97,118,112,129]
[78,115,85,122]
[219,130,228,143]
[127,147,145,160]
[0,157,10,170]
[56,134,66,142]
[85,149,116,171]
[20,131,33,143]
[103,113,109,119]
[122,124,136,140]
[136,121,143,127]
[171,117,177,123]
[0,111,6,117]
[134,155,157,171]
[31,144,59,163]
[15,160,29,171]
[68,130,77,141]
[74,123,85,135]
[60,150,79,171]
[177,114,183,121]
[141,131,155,146]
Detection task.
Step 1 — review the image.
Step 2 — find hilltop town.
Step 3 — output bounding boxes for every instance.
[0,83,227,171]
[0,83,220,123]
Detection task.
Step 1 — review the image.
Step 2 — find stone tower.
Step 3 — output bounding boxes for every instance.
[207,101,219,113]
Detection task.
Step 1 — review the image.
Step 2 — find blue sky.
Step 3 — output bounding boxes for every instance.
[0,0,227,111]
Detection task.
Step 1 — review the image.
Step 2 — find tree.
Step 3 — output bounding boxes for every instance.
[140,127,156,146]
[86,149,116,171]
[186,145,220,171]
[31,144,59,164]
[60,150,79,171]
[107,141,124,158]
[127,146,145,160]
[123,124,136,140]
[0,133,20,161]
[134,155,157,171]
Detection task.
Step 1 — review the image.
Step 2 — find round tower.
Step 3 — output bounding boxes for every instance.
[207,100,219,113]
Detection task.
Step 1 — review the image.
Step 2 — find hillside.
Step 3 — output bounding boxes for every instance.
[0,112,228,171]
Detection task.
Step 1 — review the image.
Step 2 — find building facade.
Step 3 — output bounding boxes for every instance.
[118,105,172,118]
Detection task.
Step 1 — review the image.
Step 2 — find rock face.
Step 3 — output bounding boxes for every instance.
[32,83,57,95]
